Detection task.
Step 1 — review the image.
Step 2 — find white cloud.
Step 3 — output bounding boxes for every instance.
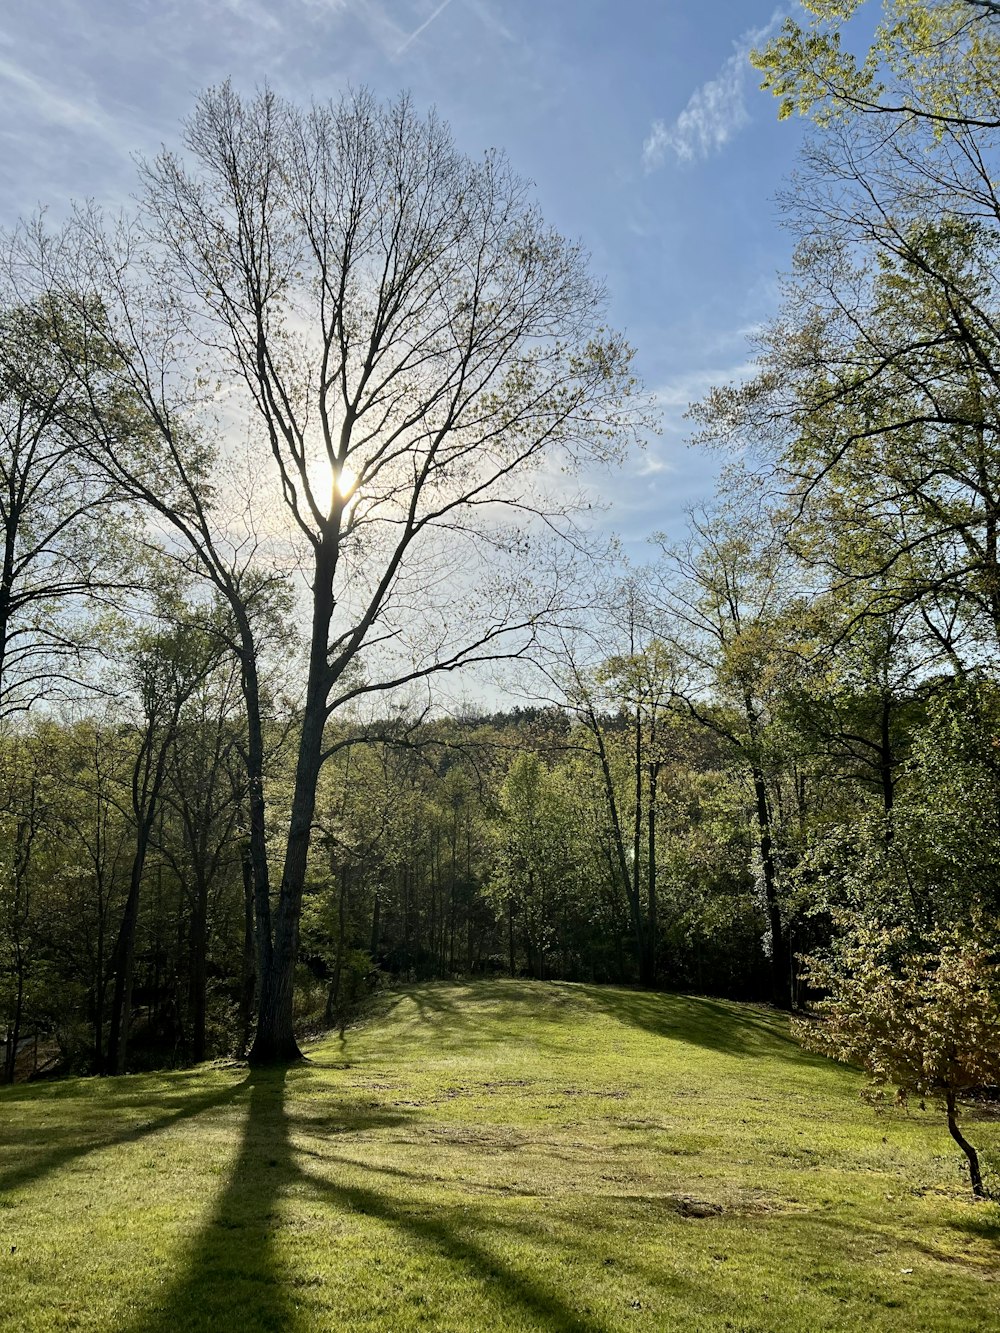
[397,0,454,57]
[0,57,115,136]
[650,360,757,427]
[642,11,784,170]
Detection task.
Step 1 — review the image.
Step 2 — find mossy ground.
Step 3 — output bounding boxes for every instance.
[2,980,998,1331]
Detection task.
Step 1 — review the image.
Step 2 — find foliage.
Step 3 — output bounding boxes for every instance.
[798,916,1000,1195]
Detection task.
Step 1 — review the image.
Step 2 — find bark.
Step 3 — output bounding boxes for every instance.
[107,674,188,1075]
[646,759,660,986]
[2,978,23,1085]
[370,888,381,959]
[946,1089,987,1199]
[239,640,272,994]
[325,865,348,1027]
[237,842,257,1058]
[106,833,149,1075]
[589,706,646,980]
[189,869,208,1063]
[248,548,336,1066]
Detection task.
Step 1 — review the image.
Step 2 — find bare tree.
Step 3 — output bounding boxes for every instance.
[0,296,126,717]
[25,86,644,1063]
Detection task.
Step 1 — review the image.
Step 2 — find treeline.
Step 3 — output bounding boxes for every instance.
[5,6,1000,1190]
[0,685,762,1077]
[6,565,1000,1080]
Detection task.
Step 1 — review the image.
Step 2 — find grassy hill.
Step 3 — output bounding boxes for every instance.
[2,981,998,1332]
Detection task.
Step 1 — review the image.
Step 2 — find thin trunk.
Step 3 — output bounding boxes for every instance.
[241,650,272,992]
[647,758,660,987]
[190,870,208,1063]
[946,1089,986,1199]
[106,856,142,1075]
[108,716,178,1074]
[370,888,381,959]
[589,708,644,976]
[3,974,23,1085]
[879,692,895,836]
[325,865,348,1026]
[237,841,256,1057]
[751,764,789,1010]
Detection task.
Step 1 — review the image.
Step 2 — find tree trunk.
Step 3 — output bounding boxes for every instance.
[589,709,645,980]
[646,758,660,987]
[190,870,208,1063]
[249,552,335,1066]
[107,861,142,1075]
[879,691,895,840]
[237,841,257,1058]
[239,646,273,996]
[370,888,381,959]
[325,865,348,1027]
[946,1089,987,1199]
[2,974,23,1085]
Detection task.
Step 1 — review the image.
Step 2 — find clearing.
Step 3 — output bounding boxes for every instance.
[1,980,998,1331]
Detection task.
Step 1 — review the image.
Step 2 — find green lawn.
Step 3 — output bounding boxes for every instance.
[2,980,998,1331]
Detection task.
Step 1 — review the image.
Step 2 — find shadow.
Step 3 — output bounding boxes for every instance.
[373,978,836,1068]
[301,1163,607,1333]
[119,1069,300,1333]
[947,1207,1000,1246]
[119,1065,606,1333]
[0,1071,250,1199]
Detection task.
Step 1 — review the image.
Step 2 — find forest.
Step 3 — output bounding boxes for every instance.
[4,0,1000,1218]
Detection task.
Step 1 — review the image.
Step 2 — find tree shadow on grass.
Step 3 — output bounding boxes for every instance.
[119,1069,301,1333]
[576,987,826,1063]
[382,978,833,1068]
[945,1205,1000,1246]
[0,1072,250,1199]
[121,1067,607,1333]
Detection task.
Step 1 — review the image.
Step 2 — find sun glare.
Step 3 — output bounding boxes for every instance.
[337,466,358,499]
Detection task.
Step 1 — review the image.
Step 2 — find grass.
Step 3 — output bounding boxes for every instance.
[2,980,999,1332]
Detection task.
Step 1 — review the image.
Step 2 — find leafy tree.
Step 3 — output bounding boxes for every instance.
[650,498,815,1006]
[490,752,586,980]
[799,918,1000,1198]
[753,1,1000,130]
[104,602,227,1073]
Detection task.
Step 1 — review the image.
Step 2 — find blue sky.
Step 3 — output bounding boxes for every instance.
[0,0,810,553]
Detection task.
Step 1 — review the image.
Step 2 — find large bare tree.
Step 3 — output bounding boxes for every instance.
[29,86,643,1063]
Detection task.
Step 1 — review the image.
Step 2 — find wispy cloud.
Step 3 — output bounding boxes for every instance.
[0,57,114,135]
[397,0,454,57]
[642,11,783,170]
[652,362,756,418]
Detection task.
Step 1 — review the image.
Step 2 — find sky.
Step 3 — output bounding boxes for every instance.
[0,0,813,556]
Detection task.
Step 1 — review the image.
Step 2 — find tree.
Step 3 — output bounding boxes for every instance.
[0,727,52,1082]
[799,918,1000,1198]
[752,1,1000,131]
[490,752,585,981]
[158,653,248,1062]
[110,85,642,1063]
[14,86,642,1062]
[598,628,678,987]
[650,498,813,1007]
[104,605,225,1073]
[0,297,126,716]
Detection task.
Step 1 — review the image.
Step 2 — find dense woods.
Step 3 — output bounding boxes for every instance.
[3,2,1000,1196]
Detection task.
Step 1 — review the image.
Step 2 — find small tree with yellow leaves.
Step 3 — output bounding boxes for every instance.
[798,919,1000,1199]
